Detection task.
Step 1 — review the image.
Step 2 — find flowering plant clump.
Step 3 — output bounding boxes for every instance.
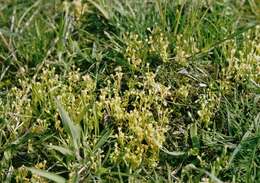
[1,65,98,180]
[1,0,260,182]
[197,91,220,126]
[222,26,260,86]
[97,68,171,169]
[175,34,199,66]
[124,27,169,69]
[147,28,169,63]
[1,63,171,179]
[3,65,96,134]
[124,33,145,68]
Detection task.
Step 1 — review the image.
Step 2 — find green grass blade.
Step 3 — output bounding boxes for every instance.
[160,147,185,156]
[47,145,74,157]
[186,164,224,183]
[56,99,81,160]
[93,129,113,152]
[27,167,66,183]
[153,133,185,156]
[87,0,110,20]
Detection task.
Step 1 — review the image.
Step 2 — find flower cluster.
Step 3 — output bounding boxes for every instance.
[97,68,171,169]
[63,0,88,21]
[2,65,97,180]
[223,26,260,85]
[124,33,145,68]
[2,63,171,177]
[147,28,169,62]
[124,27,170,69]
[15,161,48,183]
[197,91,220,126]
[175,34,199,66]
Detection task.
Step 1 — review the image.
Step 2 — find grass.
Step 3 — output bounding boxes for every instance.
[0,0,259,182]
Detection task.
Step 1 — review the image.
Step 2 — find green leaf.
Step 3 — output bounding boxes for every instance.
[153,132,185,156]
[190,123,200,148]
[93,129,113,152]
[56,99,81,160]
[160,147,186,156]
[47,145,74,157]
[0,29,18,37]
[27,167,66,183]
[185,164,224,183]
[87,0,110,19]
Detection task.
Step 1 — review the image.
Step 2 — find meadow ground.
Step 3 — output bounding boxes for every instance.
[0,0,260,182]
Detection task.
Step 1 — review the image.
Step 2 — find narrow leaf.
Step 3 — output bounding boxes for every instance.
[160,146,186,156]
[153,135,185,156]
[87,0,110,19]
[47,145,74,157]
[93,129,113,152]
[27,167,66,183]
[186,164,224,183]
[56,99,81,159]
[190,123,200,148]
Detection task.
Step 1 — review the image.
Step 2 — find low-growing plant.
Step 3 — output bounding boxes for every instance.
[0,0,259,182]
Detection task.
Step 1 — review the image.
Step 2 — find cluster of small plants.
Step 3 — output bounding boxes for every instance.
[0,0,259,182]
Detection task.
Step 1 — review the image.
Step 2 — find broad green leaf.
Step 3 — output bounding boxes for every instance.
[27,167,66,183]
